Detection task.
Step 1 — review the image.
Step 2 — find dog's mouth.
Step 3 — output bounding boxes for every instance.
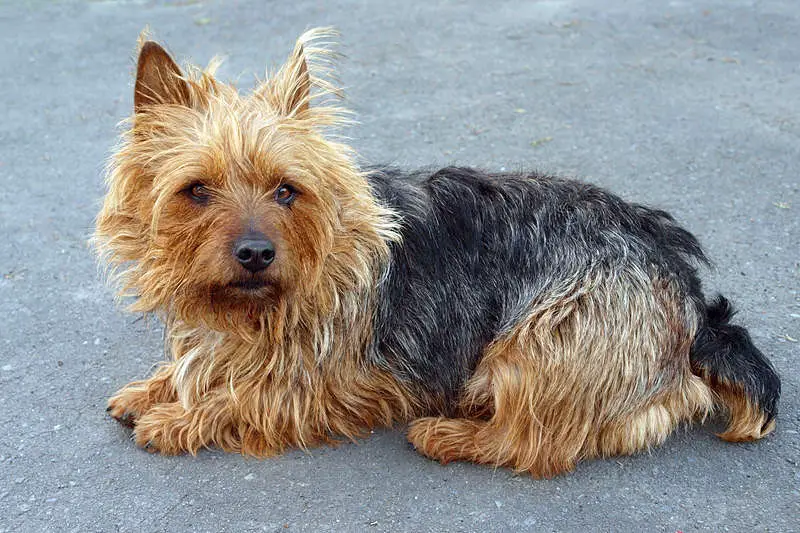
[228,278,271,292]
[209,277,280,304]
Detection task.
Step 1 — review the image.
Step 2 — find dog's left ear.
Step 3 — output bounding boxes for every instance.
[271,44,311,117]
[134,41,191,111]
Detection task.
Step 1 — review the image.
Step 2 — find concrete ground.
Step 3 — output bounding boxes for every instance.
[1,0,798,531]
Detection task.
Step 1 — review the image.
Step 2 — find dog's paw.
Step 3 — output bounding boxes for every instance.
[132,403,194,455]
[106,372,177,427]
[106,385,152,427]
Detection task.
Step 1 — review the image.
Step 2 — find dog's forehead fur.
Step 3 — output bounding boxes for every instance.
[131,31,350,199]
[139,104,331,197]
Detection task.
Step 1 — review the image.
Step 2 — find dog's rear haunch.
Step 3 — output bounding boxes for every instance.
[94,28,780,477]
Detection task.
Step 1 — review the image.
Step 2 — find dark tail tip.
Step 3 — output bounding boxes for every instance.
[705,295,735,326]
[691,295,781,440]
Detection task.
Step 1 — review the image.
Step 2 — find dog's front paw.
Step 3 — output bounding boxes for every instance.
[132,403,196,455]
[107,368,177,427]
[107,383,153,427]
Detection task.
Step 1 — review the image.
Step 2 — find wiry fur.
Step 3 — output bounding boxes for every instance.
[98,28,413,454]
[96,29,780,476]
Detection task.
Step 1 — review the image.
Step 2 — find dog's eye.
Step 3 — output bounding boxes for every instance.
[186,183,211,204]
[275,184,297,206]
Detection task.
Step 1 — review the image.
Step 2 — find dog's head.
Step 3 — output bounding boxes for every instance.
[95,29,396,332]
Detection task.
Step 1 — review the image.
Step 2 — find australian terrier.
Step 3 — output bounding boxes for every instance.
[95,28,780,477]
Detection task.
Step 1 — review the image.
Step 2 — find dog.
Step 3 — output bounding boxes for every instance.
[95,28,780,477]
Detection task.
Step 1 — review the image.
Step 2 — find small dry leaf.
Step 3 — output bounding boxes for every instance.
[530,136,553,147]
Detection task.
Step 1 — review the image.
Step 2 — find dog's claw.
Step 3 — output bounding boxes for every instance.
[109,410,137,428]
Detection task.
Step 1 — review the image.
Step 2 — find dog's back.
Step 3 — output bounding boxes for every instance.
[370,166,779,475]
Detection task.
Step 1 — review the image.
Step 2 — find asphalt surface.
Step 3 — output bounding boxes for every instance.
[1,0,798,531]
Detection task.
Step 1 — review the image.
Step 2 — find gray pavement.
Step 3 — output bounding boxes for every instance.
[1,0,799,531]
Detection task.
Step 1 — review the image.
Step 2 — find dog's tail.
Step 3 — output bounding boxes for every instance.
[691,295,781,441]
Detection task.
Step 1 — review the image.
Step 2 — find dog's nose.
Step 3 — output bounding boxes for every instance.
[233,233,275,273]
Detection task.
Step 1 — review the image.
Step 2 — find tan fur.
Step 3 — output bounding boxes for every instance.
[407,271,714,478]
[96,29,416,455]
[97,28,766,473]
[107,363,177,425]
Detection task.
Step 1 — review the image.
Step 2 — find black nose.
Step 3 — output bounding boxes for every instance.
[233,233,275,273]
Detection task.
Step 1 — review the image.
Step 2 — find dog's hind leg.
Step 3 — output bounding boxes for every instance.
[407,336,590,478]
[591,374,713,458]
[408,273,714,477]
[408,347,713,476]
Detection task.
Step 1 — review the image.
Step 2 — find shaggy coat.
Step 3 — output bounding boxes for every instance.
[96,28,780,477]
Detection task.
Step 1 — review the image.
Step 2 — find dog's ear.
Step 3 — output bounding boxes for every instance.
[272,44,311,117]
[134,41,191,111]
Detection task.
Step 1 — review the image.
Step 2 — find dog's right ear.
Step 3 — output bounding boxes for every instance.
[134,41,190,111]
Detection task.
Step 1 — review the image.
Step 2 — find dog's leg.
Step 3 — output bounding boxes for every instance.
[592,375,713,457]
[107,363,177,427]
[407,330,591,477]
[130,385,329,456]
[408,375,711,478]
[131,393,242,456]
[409,274,714,477]
[407,357,586,478]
